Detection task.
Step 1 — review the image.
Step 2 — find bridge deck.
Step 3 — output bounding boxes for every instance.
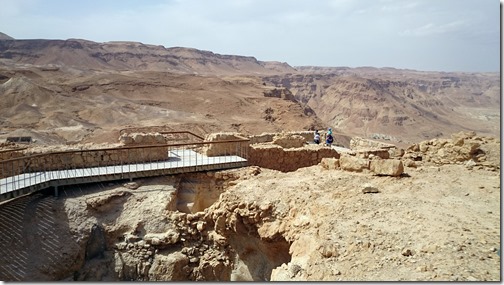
[0,149,247,202]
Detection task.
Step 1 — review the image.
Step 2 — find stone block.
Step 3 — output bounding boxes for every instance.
[320,158,339,170]
[370,159,404,176]
[339,154,369,172]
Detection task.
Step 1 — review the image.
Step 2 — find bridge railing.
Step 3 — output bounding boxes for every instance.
[0,138,249,194]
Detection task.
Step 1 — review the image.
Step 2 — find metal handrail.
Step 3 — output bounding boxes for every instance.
[0,147,28,154]
[0,138,250,182]
[0,138,248,163]
[0,137,250,199]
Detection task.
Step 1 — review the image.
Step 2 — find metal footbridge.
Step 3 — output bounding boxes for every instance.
[0,132,249,202]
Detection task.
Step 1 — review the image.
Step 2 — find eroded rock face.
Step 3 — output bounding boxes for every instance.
[148,252,189,281]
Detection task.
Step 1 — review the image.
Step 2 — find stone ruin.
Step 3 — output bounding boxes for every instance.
[402,131,500,171]
[119,132,167,145]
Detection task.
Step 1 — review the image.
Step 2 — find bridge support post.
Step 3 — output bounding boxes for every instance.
[54,185,58,198]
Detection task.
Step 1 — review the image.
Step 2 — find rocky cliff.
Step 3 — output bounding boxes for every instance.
[262,70,499,144]
[0,38,296,75]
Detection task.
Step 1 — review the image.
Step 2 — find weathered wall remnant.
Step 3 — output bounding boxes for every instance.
[248,144,340,172]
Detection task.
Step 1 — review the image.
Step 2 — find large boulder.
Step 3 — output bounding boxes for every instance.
[339,154,369,172]
[370,159,404,176]
[320,157,339,170]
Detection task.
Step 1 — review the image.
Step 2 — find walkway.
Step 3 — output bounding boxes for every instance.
[0,149,247,202]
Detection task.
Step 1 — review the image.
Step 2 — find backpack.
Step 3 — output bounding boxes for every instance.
[327,134,333,143]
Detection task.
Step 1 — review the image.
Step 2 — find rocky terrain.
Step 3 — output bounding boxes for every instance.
[0,33,500,281]
[0,131,499,281]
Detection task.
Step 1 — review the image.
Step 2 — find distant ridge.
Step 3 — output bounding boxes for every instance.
[0,37,297,75]
[0,32,14,40]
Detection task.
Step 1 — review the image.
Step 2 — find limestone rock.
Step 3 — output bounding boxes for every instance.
[123,182,140,190]
[319,242,339,258]
[403,158,417,168]
[320,157,339,170]
[370,159,404,176]
[143,230,180,246]
[362,186,380,194]
[401,249,414,256]
[148,252,190,281]
[339,154,369,172]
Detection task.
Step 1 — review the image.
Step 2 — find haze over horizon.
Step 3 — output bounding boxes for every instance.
[0,0,500,73]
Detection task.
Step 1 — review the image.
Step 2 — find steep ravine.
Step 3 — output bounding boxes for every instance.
[0,167,291,281]
[262,72,500,143]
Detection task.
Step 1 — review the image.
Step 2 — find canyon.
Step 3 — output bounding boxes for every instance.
[0,35,500,281]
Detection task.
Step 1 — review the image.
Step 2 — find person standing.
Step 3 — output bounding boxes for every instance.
[314,130,321,144]
[327,127,332,136]
[326,133,334,147]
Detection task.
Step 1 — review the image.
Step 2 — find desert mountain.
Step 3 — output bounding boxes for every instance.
[263,70,499,144]
[0,38,295,75]
[0,32,13,40]
[0,36,500,145]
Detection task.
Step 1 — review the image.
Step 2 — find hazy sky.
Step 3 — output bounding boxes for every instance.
[0,0,500,72]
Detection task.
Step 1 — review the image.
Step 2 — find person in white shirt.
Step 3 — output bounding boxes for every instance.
[314,130,321,144]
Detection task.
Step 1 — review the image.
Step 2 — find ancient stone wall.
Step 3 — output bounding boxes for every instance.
[119,132,167,145]
[350,137,396,150]
[202,133,249,157]
[0,146,168,178]
[248,131,313,145]
[248,145,340,172]
[0,149,25,161]
[402,131,499,170]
